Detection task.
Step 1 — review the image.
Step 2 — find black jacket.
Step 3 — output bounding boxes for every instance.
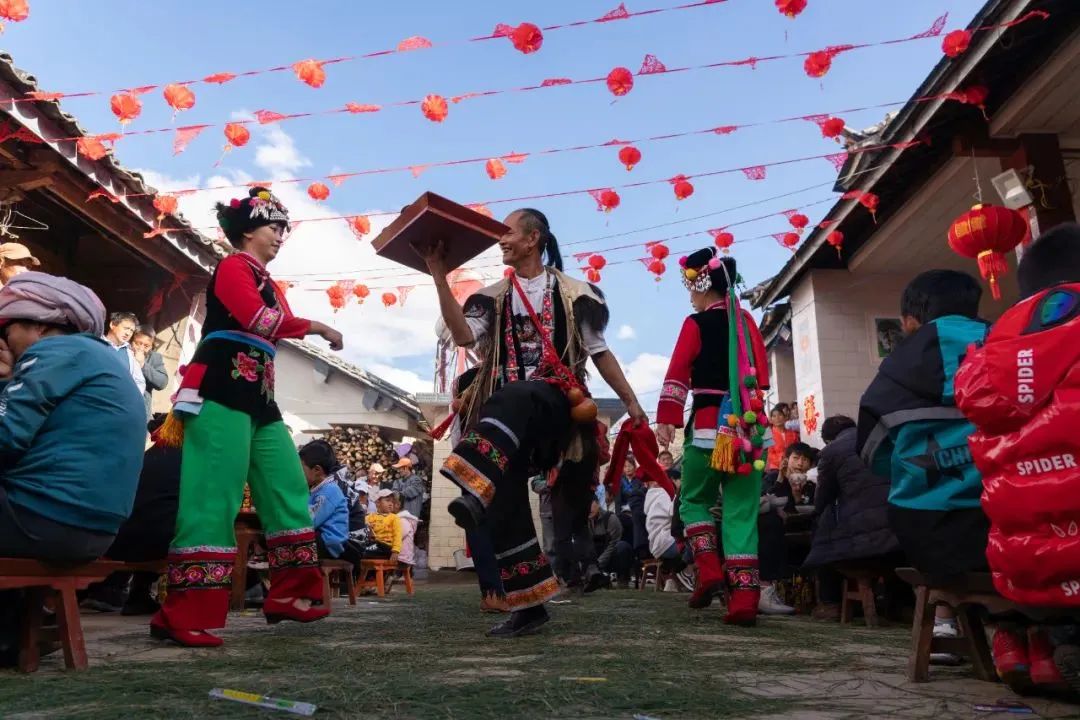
[804,428,900,568]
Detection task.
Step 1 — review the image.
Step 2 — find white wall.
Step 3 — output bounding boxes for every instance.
[767,344,797,409]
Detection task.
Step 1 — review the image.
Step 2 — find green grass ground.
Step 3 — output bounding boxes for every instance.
[1,583,1076,719]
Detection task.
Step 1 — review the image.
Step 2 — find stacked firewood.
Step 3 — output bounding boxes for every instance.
[320,425,397,475]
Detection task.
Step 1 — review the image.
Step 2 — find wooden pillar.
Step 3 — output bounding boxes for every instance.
[1000,134,1076,236]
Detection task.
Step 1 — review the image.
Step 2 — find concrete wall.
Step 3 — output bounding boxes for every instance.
[766,344,797,409]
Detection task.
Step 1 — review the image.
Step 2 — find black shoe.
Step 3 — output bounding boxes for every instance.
[487,605,550,638]
[448,495,485,531]
[583,570,610,595]
[120,595,161,616]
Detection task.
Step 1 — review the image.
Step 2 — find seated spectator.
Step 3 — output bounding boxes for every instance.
[762,442,817,512]
[364,489,402,562]
[300,441,350,563]
[84,414,182,616]
[0,274,145,667]
[306,439,366,534]
[390,457,425,518]
[955,223,1080,696]
[103,310,146,397]
[0,242,40,289]
[131,326,167,421]
[803,415,900,621]
[367,462,387,493]
[588,499,632,588]
[615,456,649,559]
[644,480,694,592]
[857,269,989,661]
[757,444,814,615]
[657,450,681,482]
[393,492,421,568]
[765,403,800,472]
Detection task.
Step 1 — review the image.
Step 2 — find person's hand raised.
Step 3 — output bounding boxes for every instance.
[0,338,13,380]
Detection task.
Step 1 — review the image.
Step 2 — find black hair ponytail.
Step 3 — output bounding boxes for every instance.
[518,208,564,271]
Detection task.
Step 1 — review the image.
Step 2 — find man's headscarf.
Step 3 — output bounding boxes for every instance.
[0,271,106,336]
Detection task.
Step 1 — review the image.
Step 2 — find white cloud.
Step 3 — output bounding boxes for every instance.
[254,125,312,176]
[616,324,636,340]
[587,352,669,400]
[366,363,431,394]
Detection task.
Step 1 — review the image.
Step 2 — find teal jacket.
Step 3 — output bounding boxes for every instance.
[0,334,147,532]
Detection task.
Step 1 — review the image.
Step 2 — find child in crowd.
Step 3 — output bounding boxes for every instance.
[955,223,1080,695]
[364,489,402,563]
[643,478,694,592]
[857,269,989,663]
[758,444,814,616]
[393,491,421,568]
[766,403,800,472]
[299,442,350,562]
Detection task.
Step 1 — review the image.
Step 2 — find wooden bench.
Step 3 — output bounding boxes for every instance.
[320,559,356,608]
[834,561,896,628]
[357,559,414,598]
[0,558,124,672]
[895,567,1009,683]
[639,558,674,592]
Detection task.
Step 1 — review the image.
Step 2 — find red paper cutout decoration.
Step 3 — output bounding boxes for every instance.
[586,268,602,283]
[671,175,694,201]
[397,286,412,307]
[110,92,142,125]
[293,60,327,88]
[775,0,807,18]
[826,230,844,258]
[510,23,543,54]
[541,78,573,87]
[712,230,735,251]
[398,36,433,52]
[163,84,195,116]
[353,284,370,304]
[714,126,739,135]
[825,152,849,172]
[649,243,670,260]
[152,195,178,219]
[942,29,972,58]
[638,54,667,75]
[254,110,286,125]
[485,158,507,180]
[788,213,809,231]
[782,232,800,248]
[606,67,634,97]
[348,215,371,239]
[204,72,236,85]
[590,189,621,212]
[742,166,767,181]
[173,124,208,155]
[947,204,1028,300]
[345,102,382,114]
[381,292,398,308]
[503,152,528,164]
[422,94,449,122]
[588,254,607,270]
[76,136,109,161]
[618,145,641,171]
[307,182,330,202]
[598,3,631,22]
[0,0,30,22]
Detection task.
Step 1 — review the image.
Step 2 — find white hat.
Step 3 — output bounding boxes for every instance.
[373,488,394,501]
[369,463,386,474]
[354,481,372,496]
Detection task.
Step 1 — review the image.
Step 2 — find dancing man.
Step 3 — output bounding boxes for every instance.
[655,249,769,625]
[152,188,344,647]
[423,208,645,637]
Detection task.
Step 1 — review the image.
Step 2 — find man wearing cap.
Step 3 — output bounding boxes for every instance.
[391,457,425,518]
[0,243,41,289]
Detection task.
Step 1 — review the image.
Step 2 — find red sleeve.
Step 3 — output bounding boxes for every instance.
[214,256,312,341]
[743,310,769,390]
[656,317,700,427]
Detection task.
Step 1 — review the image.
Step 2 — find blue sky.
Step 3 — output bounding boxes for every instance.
[5,0,986,400]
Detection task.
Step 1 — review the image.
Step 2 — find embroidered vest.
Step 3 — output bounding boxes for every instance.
[689,307,732,413]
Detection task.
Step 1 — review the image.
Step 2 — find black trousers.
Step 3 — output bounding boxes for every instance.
[443,381,571,610]
[758,510,788,583]
[550,453,600,586]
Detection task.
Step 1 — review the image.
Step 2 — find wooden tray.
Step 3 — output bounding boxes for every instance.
[372,192,509,274]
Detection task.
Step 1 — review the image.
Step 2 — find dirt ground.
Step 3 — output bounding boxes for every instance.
[1,582,1077,719]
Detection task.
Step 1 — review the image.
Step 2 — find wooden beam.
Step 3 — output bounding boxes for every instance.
[1001,133,1077,233]
[951,127,1021,159]
[0,168,55,189]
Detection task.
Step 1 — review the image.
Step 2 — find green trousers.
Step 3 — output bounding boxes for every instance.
[679,441,760,562]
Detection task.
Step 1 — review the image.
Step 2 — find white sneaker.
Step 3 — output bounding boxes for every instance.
[663,579,679,593]
[758,585,796,615]
[675,567,695,592]
[930,619,962,665]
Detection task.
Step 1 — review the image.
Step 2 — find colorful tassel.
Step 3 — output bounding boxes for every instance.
[711,433,736,473]
[155,411,185,448]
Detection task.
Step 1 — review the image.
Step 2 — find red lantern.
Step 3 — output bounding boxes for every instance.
[859,192,880,221]
[942,29,972,58]
[618,145,641,171]
[647,259,666,281]
[326,283,347,313]
[110,92,142,124]
[353,284,370,304]
[76,137,109,161]
[163,84,195,115]
[804,51,833,79]
[947,204,1028,300]
[349,215,371,239]
[820,117,845,139]
[307,182,330,202]
[225,122,250,148]
[468,204,494,219]
[485,158,507,180]
[293,59,327,88]
[0,0,30,22]
[152,195,178,219]
[782,232,800,248]
[588,254,607,270]
[510,22,543,54]
[586,268,602,283]
[650,243,670,260]
[826,230,844,258]
[382,292,398,308]
[671,175,694,201]
[712,230,734,251]
[775,0,807,18]
[594,189,621,213]
[606,67,634,97]
[421,94,448,123]
[788,213,809,230]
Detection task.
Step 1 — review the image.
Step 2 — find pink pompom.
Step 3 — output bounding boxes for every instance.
[741,439,753,453]
[678,256,688,268]
[230,198,241,208]
[708,257,721,270]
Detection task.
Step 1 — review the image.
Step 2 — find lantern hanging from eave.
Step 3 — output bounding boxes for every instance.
[942,29,972,58]
[618,145,641,171]
[826,230,844,259]
[859,192,880,222]
[947,204,1028,300]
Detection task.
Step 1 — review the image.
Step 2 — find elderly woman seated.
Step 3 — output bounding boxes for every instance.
[0,272,147,560]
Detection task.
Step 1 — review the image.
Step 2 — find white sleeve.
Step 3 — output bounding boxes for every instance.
[581,317,608,356]
[435,307,492,347]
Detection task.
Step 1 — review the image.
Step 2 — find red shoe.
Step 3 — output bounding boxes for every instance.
[150,621,223,648]
[264,600,330,625]
[686,528,724,609]
[725,588,759,627]
[1028,628,1065,687]
[993,628,1031,693]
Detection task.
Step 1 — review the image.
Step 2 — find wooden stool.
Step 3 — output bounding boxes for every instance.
[399,563,415,595]
[895,567,1005,683]
[320,559,356,608]
[0,558,119,672]
[639,559,675,592]
[358,559,409,598]
[838,569,881,628]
